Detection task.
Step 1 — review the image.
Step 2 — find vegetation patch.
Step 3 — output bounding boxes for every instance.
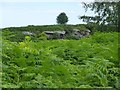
[2,32,119,89]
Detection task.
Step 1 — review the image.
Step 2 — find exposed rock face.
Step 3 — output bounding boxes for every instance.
[44,31,66,35]
[44,31,65,39]
[44,29,91,39]
[22,29,91,39]
[22,31,34,35]
[72,29,91,38]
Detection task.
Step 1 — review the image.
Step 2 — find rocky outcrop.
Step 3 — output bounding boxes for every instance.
[44,31,65,39]
[22,31,34,35]
[22,29,91,39]
[72,29,91,38]
[44,29,91,39]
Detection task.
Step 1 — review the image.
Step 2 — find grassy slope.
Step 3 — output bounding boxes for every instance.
[2,24,88,42]
[2,32,120,88]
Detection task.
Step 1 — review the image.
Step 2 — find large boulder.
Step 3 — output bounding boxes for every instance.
[22,31,34,35]
[72,29,91,38]
[43,29,91,39]
[44,31,65,39]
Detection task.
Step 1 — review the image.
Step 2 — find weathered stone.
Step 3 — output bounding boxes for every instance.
[22,31,34,35]
[72,29,91,38]
[43,29,91,39]
[44,31,65,39]
[44,31,65,35]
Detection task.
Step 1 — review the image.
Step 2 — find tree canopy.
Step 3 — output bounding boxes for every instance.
[56,12,68,24]
[80,2,119,32]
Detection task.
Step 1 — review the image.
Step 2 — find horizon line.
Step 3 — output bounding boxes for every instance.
[1,23,87,29]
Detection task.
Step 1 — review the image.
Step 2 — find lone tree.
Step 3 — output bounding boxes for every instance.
[56,12,68,24]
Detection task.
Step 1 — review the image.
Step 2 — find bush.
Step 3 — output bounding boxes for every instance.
[38,32,47,40]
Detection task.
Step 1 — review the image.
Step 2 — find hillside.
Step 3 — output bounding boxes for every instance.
[2,31,120,89]
[2,24,90,42]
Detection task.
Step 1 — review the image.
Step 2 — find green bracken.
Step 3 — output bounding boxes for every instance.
[1,32,120,89]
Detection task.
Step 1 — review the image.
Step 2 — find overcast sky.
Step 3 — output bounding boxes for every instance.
[0,0,95,28]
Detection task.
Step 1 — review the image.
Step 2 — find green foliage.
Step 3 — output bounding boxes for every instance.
[2,29,16,40]
[80,2,118,32]
[2,32,119,89]
[2,24,87,42]
[118,1,120,32]
[64,34,79,40]
[56,12,68,24]
[38,32,47,40]
[52,32,60,39]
